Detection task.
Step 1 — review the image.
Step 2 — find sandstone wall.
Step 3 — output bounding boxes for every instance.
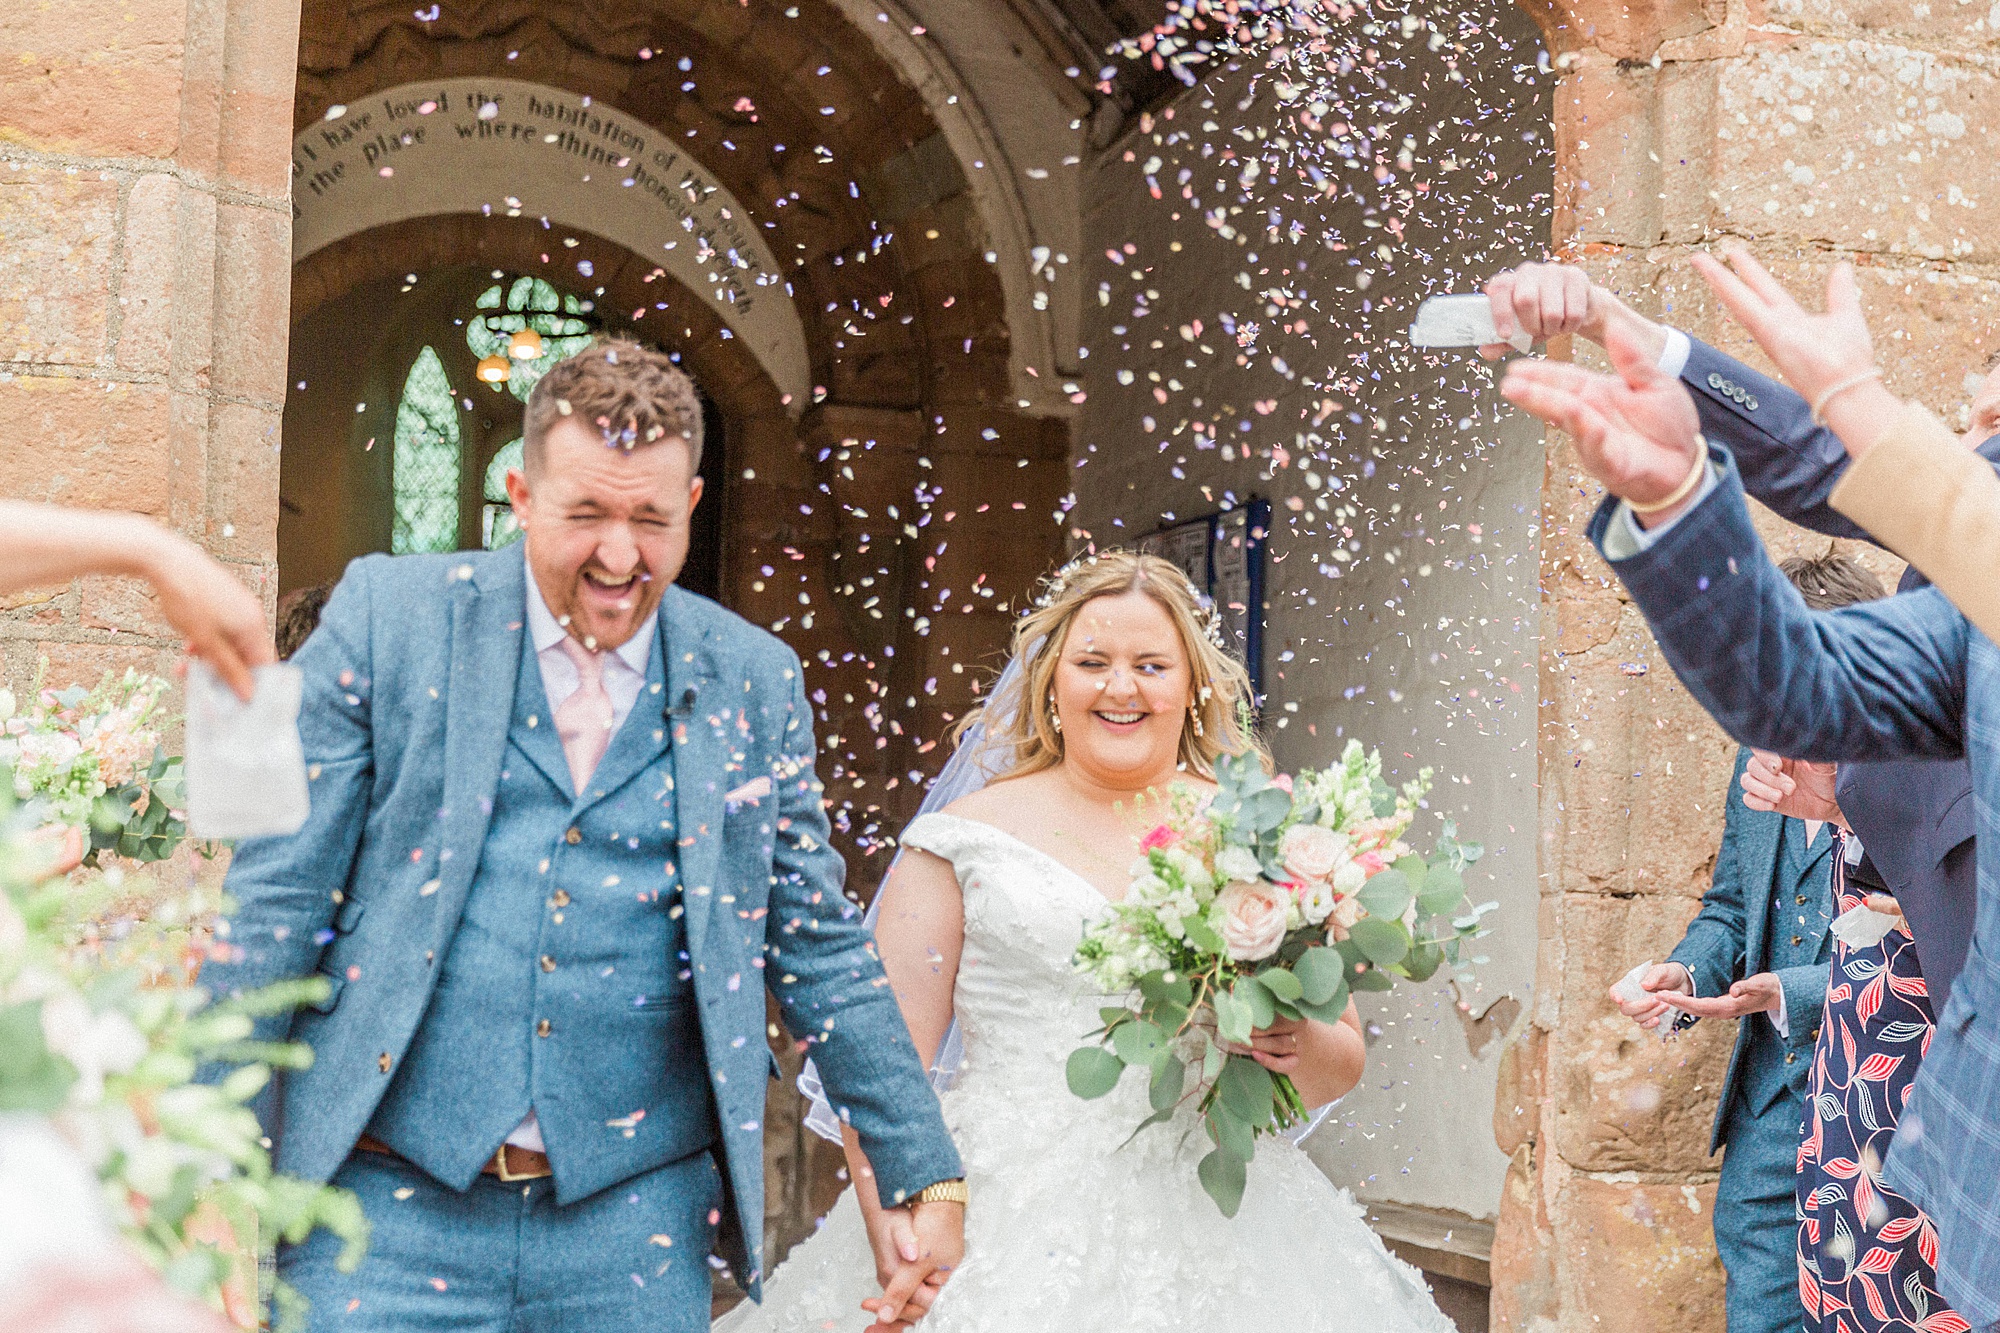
[0,0,301,693]
[1497,0,1992,1326]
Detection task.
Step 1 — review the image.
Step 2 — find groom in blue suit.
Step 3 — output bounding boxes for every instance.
[200,343,965,1331]
[1497,312,2000,1328]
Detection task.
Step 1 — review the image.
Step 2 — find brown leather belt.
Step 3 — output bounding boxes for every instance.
[355,1134,554,1182]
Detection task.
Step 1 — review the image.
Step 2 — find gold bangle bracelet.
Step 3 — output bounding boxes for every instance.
[911,1179,969,1208]
[1627,438,1709,516]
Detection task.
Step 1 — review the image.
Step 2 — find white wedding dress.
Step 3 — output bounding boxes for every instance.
[718,812,1457,1333]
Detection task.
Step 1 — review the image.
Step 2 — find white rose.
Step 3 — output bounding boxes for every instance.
[1280,824,1346,885]
[1215,880,1290,963]
[1298,877,1339,926]
[1215,844,1264,884]
[1333,860,1367,895]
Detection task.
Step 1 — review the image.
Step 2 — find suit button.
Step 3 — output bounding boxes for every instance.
[1812,1027,1821,1040]
[552,889,571,908]
[565,828,581,845]
[536,1019,552,1037]
[1786,1052,1797,1064]
[1746,397,1758,410]
[1708,372,1723,388]
[1796,895,1808,905]
[1792,935,1803,946]
[540,955,557,973]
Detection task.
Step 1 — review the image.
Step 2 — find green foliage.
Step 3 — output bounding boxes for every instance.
[1066,1046,1125,1099]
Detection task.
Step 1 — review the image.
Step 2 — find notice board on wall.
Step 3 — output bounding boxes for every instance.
[1135,498,1269,697]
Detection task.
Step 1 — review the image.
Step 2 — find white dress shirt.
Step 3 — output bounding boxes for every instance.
[506,560,658,1153]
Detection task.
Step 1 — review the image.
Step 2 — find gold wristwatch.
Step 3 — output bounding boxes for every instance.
[911,1178,968,1207]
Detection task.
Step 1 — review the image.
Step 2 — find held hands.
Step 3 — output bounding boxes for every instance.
[1500,319,1707,525]
[860,1201,964,1330]
[1658,971,1782,1021]
[1608,962,1694,1031]
[1740,750,1843,825]
[1479,262,1667,363]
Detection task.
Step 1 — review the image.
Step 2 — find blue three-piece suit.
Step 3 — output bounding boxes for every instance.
[200,548,960,1331]
[1667,749,1831,1333]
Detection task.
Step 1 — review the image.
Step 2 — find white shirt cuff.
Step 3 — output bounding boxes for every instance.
[1768,987,1790,1039]
[1657,327,1692,380]
[1600,457,1719,560]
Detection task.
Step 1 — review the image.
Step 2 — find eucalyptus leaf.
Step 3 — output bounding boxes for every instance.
[1399,941,1444,982]
[1217,1054,1275,1124]
[1235,976,1276,1029]
[1209,1101,1256,1162]
[1183,917,1225,954]
[1241,786,1292,832]
[1139,970,1194,1009]
[1257,967,1303,1003]
[1357,869,1413,920]
[1201,1033,1227,1081]
[1294,947,1344,1005]
[1149,1053,1186,1112]
[1293,974,1351,1024]
[1066,1046,1126,1099]
[1349,917,1410,968]
[1198,1145,1248,1217]
[1111,1019,1167,1068]
[1417,863,1466,918]
[1392,855,1428,891]
[1351,968,1396,992]
[1213,990,1254,1046]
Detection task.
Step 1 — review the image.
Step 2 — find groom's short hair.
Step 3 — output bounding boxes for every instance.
[522,341,704,476]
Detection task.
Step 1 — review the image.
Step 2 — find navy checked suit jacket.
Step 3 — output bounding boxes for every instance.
[1674,334,1992,1010]
[1586,448,2000,1325]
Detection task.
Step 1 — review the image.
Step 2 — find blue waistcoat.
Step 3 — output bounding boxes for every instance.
[1733,818,1833,1118]
[366,626,716,1202]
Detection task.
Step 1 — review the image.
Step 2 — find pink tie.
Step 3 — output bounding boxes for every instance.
[554,636,615,791]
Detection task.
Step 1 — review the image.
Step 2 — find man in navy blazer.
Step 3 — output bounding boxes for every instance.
[199,344,964,1332]
[1484,263,1995,1010]
[1497,323,2000,1329]
[1613,745,1834,1333]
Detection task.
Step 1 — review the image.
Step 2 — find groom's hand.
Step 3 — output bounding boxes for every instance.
[860,1200,964,1329]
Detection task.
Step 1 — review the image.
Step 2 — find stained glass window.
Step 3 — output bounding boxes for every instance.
[391,346,462,554]
[466,277,595,404]
[483,437,525,549]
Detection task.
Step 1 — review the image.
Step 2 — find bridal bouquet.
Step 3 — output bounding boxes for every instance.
[0,667,189,865]
[1067,741,1492,1215]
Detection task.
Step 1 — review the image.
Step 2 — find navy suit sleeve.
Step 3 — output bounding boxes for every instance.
[1679,336,1875,542]
[761,655,962,1203]
[1587,445,1969,765]
[201,561,379,1045]
[1668,749,1757,999]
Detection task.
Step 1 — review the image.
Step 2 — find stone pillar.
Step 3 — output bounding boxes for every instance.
[0,0,301,688]
[1494,1,1999,1327]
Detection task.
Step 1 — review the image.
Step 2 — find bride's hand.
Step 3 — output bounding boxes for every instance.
[1237,1015,1310,1075]
[1691,247,1876,409]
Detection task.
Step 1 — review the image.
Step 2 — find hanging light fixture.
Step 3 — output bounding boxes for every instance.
[476,354,511,385]
[508,327,545,361]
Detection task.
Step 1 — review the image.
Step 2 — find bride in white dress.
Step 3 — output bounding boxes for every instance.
[719,551,1455,1333]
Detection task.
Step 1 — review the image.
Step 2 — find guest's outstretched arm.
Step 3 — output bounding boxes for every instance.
[1696,248,2000,639]
[1483,263,1876,539]
[0,500,271,697]
[1503,323,1969,764]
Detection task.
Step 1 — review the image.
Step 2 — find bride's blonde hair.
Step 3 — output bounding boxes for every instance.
[955,550,1266,779]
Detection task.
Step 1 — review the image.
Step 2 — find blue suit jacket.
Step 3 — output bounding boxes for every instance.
[1586,450,2000,1324]
[199,549,961,1290]
[1677,335,1990,1009]
[1669,748,1831,1154]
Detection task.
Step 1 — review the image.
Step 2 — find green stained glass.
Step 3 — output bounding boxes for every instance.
[391,346,462,554]
[482,437,526,549]
[467,278,594,403]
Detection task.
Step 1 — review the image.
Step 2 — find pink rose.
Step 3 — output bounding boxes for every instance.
[1271,773,1294,794]
[1279,823,1345,885]
[1354,850,1387,878]
[1139,824,1178,852]
[1216,880,1290,963]
[1325,894,1365,942]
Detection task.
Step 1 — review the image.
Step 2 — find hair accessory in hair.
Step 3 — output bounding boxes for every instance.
[1030,552,1229,651]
